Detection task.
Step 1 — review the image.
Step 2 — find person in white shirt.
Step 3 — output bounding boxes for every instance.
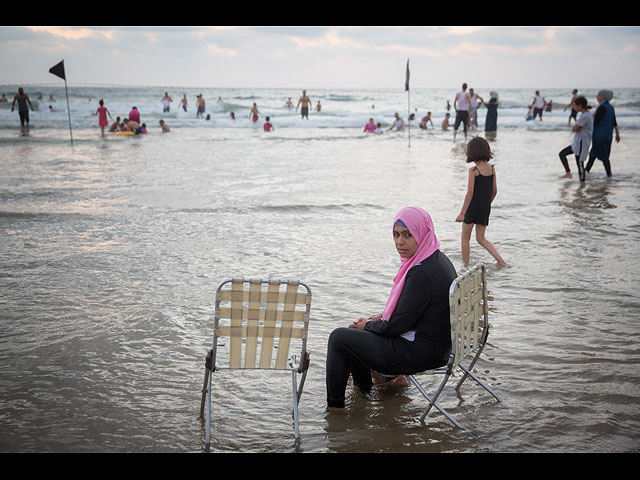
[161,92,172,113]
[387,112,405,131]
[531,90,546,121]
[453,83,471,139]
[557,96,593,181]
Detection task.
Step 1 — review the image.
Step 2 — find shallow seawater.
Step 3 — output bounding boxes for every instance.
[1,119,639,452]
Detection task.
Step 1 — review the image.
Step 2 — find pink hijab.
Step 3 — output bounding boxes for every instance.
[381,207,440,321]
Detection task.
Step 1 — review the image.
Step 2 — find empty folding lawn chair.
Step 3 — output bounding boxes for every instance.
[200,277,312,450]
[408,263,501,430]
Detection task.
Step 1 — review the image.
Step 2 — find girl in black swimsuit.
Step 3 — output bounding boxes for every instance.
[455,137,508,268]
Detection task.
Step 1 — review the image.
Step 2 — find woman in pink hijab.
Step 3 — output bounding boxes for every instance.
[326,206,457,409]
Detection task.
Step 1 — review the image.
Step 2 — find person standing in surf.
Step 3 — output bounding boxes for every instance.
[11,87,34,128]
[585,89,621,178]
[557,96,593,181]
[296,90,312,119]
[453,83,471,140]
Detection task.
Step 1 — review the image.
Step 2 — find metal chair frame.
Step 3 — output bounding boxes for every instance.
[408,264,501,430]
[199,278,312,450]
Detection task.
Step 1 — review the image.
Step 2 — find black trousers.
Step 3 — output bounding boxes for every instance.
[454,110,469,132]
[326,327,449,408]
[558,145,586,181]
[586,153,612,177]
[19,110,29,126]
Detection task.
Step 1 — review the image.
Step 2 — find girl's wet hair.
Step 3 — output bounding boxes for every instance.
[574,96,588,109]
[466,136,493,163]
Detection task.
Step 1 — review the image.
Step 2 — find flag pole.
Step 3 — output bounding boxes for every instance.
[405,58,410,149]
[49,59,73,146]
[407,84,411,149]
[63,76,73,146]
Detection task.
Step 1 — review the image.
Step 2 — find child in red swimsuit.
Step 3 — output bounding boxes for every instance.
[94,99,113,138]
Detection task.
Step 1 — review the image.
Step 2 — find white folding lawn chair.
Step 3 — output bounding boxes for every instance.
[199,277,312,450]
[408,263,501,430]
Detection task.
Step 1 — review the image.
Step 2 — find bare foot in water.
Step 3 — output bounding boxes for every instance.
[372,372,410,388]
[559,172,572,179]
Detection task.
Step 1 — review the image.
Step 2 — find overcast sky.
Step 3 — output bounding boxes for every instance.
[2,26,639,90]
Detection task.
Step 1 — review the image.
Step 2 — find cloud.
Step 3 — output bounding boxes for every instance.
[206,44,237,56]
[1,26,639,88]
[288,28,367,50]
[27,26,114,41]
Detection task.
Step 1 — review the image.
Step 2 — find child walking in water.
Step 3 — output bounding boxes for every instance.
[93,99,113,138]
[455,137,508,268]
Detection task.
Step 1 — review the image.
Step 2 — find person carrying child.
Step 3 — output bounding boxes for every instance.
[455,137,508,268]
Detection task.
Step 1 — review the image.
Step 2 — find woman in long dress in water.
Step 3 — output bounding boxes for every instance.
[485,91,498,132]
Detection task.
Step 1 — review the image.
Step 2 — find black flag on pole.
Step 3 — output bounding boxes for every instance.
[49,60,66,80]
[48,59,73,146]
[405,59,410,91]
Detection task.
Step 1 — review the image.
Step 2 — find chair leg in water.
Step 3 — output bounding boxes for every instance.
[409,374,466,430]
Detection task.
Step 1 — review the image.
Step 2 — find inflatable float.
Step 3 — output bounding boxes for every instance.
[115,131,135,136]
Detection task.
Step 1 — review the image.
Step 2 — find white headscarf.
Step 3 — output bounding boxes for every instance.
[598,90,614,103]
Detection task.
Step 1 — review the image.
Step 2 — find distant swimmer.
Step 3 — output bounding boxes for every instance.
[159,119,170,133]
[531,90,546,121]
[316,101,322,112]
[441,113,451,130]
[161,92,173,113]
[109,116,122,132]
[251,103,259,123]
[296,90,312,119]
[124,118,143,135]
[284,97,293,108]
[196,95,205,118]
[179,95,188,112]
[387,112,405,132]
[264,116,274,132]
[11,87,34,127]
[419,112,433,130]
[364,118,377,133]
